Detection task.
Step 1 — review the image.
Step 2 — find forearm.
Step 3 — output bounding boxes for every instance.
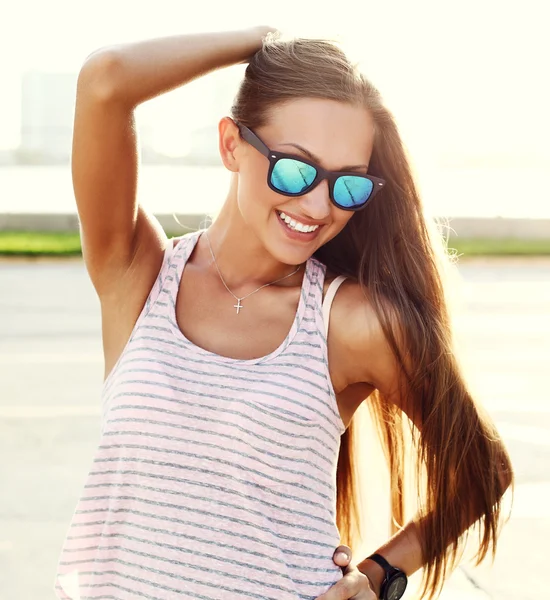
[81,28,267,107]
[357,484,509,596]
[357,520,423,597]
[357,441,513,596]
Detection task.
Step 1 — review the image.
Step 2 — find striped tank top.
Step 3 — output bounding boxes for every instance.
[54,229,348,600]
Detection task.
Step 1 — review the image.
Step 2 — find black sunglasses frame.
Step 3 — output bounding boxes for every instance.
[237,123,386,211]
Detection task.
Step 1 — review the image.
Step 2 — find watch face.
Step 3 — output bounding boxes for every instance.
[386,574,407,600]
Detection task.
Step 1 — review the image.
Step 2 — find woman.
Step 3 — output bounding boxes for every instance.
[54,27,513,600]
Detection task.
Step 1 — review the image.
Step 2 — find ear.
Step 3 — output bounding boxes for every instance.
[218,116,242,173]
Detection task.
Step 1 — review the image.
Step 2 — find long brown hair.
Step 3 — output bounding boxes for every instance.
[230,33,513,599]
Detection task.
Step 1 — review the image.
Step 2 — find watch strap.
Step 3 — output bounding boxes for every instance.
[367,553,408,600]
[367,553,394,574]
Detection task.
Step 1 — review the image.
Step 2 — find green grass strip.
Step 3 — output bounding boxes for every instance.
[445,238,550,256]
[0,231,83,256]
[1,231,550,257]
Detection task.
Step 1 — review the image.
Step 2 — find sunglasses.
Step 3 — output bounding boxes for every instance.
[237,123,386,211]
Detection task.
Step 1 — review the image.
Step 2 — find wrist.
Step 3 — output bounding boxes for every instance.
[357,557,384,598]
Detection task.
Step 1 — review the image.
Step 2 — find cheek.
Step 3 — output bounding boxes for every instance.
[332,209,354,231]
[237,169,280,215]
[322,211,354,242]
[337,209,354,226]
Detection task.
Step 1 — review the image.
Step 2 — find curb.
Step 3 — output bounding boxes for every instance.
[1,213,550,240]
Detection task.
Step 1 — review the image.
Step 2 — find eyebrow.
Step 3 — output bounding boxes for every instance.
[279,142,369,172]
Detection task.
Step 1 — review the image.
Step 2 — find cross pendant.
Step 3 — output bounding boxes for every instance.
[234,299,243,314]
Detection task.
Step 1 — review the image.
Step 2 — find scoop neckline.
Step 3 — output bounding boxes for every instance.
[167,229,315,366]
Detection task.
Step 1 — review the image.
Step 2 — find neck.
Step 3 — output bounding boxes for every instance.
[196,184,304,292]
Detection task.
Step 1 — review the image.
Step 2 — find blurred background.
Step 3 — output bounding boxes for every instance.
[0,1,548,598]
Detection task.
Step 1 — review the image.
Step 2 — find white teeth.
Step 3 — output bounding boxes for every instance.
[278,211,319,233]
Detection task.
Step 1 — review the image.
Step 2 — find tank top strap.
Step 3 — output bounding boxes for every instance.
[161,229,202,309]
[321,275,348,337]
[144,237,178,313]
[299,256,325,315]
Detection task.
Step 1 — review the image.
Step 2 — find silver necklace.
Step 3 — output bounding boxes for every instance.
[204,230,302,314]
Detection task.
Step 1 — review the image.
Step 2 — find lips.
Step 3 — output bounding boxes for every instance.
[275,210,323,241]
[278,211,320,233]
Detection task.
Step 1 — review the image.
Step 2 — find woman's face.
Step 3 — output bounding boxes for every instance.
[223,98,376,265]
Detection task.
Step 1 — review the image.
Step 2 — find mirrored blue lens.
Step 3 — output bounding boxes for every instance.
[333,176,373,208]
[271,158,317,194]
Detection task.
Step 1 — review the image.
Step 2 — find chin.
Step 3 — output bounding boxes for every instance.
[262,212,323,266]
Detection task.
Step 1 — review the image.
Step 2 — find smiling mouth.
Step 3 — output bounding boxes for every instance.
[276,210,321,233]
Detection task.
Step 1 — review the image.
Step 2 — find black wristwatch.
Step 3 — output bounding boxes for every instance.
[366,553,408,600]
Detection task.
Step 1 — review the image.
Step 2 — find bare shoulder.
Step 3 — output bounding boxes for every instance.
[329,276,404,397]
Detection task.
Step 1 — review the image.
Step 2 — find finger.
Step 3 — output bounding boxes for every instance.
[316,567,377,600]
[315,568,359,600]
[333,544,352,568]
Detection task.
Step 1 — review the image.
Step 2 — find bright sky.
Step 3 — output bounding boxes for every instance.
[1,0,549,163]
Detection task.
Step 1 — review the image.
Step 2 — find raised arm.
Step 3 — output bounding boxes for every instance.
[73,27,272,298]
[73,27,275,382]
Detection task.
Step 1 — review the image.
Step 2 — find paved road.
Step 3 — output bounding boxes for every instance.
[0,256,548,599]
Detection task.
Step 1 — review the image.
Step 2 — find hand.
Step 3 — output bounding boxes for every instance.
[253,25,280,41]
[240,26,280,64]
[314,544,378,599]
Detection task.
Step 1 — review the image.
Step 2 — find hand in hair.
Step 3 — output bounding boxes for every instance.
[254,25,280,39]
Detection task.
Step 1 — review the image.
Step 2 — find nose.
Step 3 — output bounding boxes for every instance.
[299,179,331,221]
